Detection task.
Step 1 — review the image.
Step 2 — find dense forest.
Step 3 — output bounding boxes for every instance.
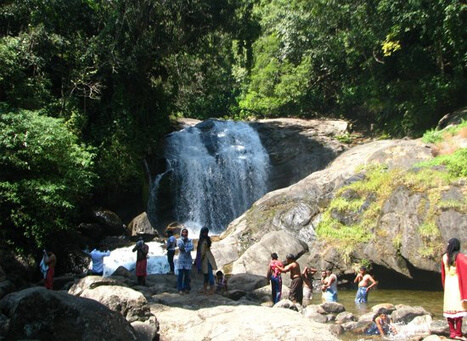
[0,0,465,254]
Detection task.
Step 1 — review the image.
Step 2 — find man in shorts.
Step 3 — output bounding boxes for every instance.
[277,254,303,305]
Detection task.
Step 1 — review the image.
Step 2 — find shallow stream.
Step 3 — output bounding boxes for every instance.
[316,289,443,340]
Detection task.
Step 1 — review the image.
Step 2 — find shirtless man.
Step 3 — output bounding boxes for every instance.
[302,266,317,306]
[354,266,378,303]
[277,254,303,305]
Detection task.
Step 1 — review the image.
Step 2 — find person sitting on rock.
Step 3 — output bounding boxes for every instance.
[215,270,228,294]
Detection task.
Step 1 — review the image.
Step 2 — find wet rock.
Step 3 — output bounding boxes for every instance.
[320,301,346,314]
[391,304,431,324]
[335,311,357,324]
[371,303,396,315]
[429,319,449,336]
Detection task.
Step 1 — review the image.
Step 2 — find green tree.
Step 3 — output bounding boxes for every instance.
[0,106,96,249]
[240,0,466,135]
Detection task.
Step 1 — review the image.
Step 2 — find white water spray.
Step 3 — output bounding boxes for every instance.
[149,120,270,233]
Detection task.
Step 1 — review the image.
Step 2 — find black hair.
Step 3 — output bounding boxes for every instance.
[446,238,461,266]
[197,227,211,253]
[216,270,223,277]
[167,230,173,236]
[286,253,295,260]
[271,252,278,260]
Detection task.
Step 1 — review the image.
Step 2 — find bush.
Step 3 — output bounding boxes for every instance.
[0,105,96,249]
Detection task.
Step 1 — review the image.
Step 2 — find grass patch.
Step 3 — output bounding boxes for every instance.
[316,143,466,263]
[422,119,467,144]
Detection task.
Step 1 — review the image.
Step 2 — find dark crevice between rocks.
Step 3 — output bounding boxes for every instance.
[372,263,442,291]
[339,263,442,291]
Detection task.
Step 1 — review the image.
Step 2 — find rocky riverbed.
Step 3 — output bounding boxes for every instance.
[0,269,462,341]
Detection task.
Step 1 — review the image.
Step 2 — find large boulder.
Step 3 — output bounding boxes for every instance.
[127,212,160,238]
[227,230,308,282]
[214,138,466,281]
[251,118,349,190]
[152,304,339,341]
[79,285,152,323]
[92,209,126,236]
[0,287,137,340]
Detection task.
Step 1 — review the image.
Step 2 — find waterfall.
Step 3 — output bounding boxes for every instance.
[149,119,270,233]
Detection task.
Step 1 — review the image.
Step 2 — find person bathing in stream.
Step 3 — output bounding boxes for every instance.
[442,238,467,340]
[322,268,338,302]
[365,313,398,336]
[277,254,303,305]
[302,265,317,306]
[354,265,378,303]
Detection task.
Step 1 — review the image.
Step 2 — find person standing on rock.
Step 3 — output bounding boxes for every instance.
[277,254,303,305]
[43,249,56,290]
[302,265,317,306]
[166,230,176,274]
[177,228,194,294]
[441,238,467,340]
[89,244,111,276]
[354,266,378,304]
[195,227,217,295]
[322,268,338,302]
[132,237,149,285]
[267,252,283,304]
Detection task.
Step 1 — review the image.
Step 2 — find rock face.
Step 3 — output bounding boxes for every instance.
[250,118,349,190]
[127,212,160,238]
[214,138,466,285]
[0,287,137,340]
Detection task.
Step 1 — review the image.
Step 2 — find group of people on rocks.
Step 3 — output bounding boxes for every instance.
[171,227,226,295]
[40,233,466,339]
[266,237,467,339]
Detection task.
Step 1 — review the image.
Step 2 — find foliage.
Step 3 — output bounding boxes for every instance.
[422,119,467,144]
[0,105,96,248]
[417,148,467,178]
[239,0,466,135]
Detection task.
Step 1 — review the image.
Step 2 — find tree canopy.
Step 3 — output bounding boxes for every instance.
[0,0,465,252]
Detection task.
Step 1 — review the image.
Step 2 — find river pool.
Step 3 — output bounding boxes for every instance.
[308,288,443,340]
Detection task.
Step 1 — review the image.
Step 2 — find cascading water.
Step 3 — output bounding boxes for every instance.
[149,119,270,234]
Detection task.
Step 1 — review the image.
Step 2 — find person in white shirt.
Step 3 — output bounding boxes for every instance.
[89,244,111,276]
